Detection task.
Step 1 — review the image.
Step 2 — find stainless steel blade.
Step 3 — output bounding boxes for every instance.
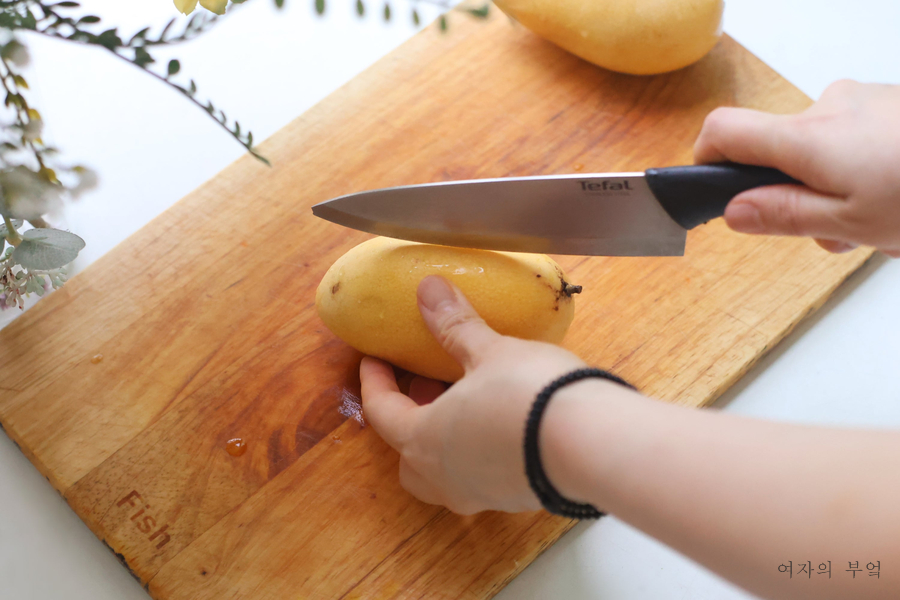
[312,173,687,256]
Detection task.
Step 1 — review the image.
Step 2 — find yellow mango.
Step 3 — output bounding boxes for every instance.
[316,237,581,382]
[494,0,724,75]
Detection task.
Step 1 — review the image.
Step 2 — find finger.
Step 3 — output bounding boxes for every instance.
[408,376,446,406]
[814,238,857,254]
[417,276,501,371]
[399,460,445,506]
[694,107,798,167]
[883,250,900,259]
[360,357,418,451]
[724,185,848,240]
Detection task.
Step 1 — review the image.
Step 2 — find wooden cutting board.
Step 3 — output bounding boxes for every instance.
[0,11,873,600]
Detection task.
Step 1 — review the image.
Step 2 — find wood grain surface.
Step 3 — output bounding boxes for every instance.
[0,10,873,600]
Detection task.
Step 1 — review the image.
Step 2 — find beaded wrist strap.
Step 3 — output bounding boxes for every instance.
[524,368,636,519]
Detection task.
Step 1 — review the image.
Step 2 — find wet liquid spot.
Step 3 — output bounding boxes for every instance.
[225,438,247,457]
[338,389,365,427]
[91,354,104,364]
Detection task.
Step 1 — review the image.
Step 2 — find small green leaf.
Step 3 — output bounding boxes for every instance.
[167,59,180,76]
[189,79,198,95]
[53,1,81,7]
[134,47,154,68]
[129,27,150,45]
[250,149,271,167]
[78,15,100,24]
[159,18,175,40]
[0,219,24,238]
[12,229,85,270]
[40,167,58,184]
[22,9,37,29]
[439,15,447,31]
[13,75,28,89]
[96,27,123,50]
[314,0,325,15]
[275,0,285,7]
[356,0,364,16]
[0,40,28,63]
[465,4,490,18]
[412,8,420,26]
[383,2,391,21]
[186,14,203,31]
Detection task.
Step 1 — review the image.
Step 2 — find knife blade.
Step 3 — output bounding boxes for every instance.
[311,164,798,256]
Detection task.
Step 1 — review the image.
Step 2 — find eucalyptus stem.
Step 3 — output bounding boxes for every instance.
[2,214,22,246]
[0,55,49,175]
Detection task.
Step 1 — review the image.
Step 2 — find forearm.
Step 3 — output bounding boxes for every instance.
[541,381,900,599]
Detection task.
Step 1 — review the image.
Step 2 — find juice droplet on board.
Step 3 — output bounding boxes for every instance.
[91,354,103,364]
[338,389,365,427]
[226,438,247,457]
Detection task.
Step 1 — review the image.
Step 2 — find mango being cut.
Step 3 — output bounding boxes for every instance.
[316,237,581,382]
[494,0,724,75]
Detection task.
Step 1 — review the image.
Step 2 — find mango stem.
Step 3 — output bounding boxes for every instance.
[563,282,582,296]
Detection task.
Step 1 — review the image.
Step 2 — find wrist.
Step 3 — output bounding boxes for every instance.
[538,378,640,507]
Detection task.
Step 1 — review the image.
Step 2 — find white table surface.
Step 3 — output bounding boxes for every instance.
[2,1,899,598]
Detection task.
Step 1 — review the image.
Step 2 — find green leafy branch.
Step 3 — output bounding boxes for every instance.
[0,1,269,164]
[0,0,491,309]
[306,0,491,31]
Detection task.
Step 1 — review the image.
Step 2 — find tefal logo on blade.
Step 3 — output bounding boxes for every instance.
[117,490,171,550]
[580,180,634,193]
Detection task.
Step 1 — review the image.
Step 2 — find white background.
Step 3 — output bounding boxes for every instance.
[2,1,900,598]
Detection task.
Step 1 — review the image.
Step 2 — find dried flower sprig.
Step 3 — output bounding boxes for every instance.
[0,242,67,309]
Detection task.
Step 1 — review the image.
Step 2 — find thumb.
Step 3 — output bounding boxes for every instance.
[724,185,848,241]
[417,275,500,371]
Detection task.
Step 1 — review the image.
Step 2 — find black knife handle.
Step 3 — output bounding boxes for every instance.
[645,164,800,230]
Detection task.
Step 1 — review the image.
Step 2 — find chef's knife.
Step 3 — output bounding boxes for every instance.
[312,163,798,256]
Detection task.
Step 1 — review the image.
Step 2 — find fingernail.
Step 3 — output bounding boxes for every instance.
[725,203,764,234]
[418,276,456,312]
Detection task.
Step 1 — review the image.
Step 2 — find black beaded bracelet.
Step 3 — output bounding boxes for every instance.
[524,368,636,519]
